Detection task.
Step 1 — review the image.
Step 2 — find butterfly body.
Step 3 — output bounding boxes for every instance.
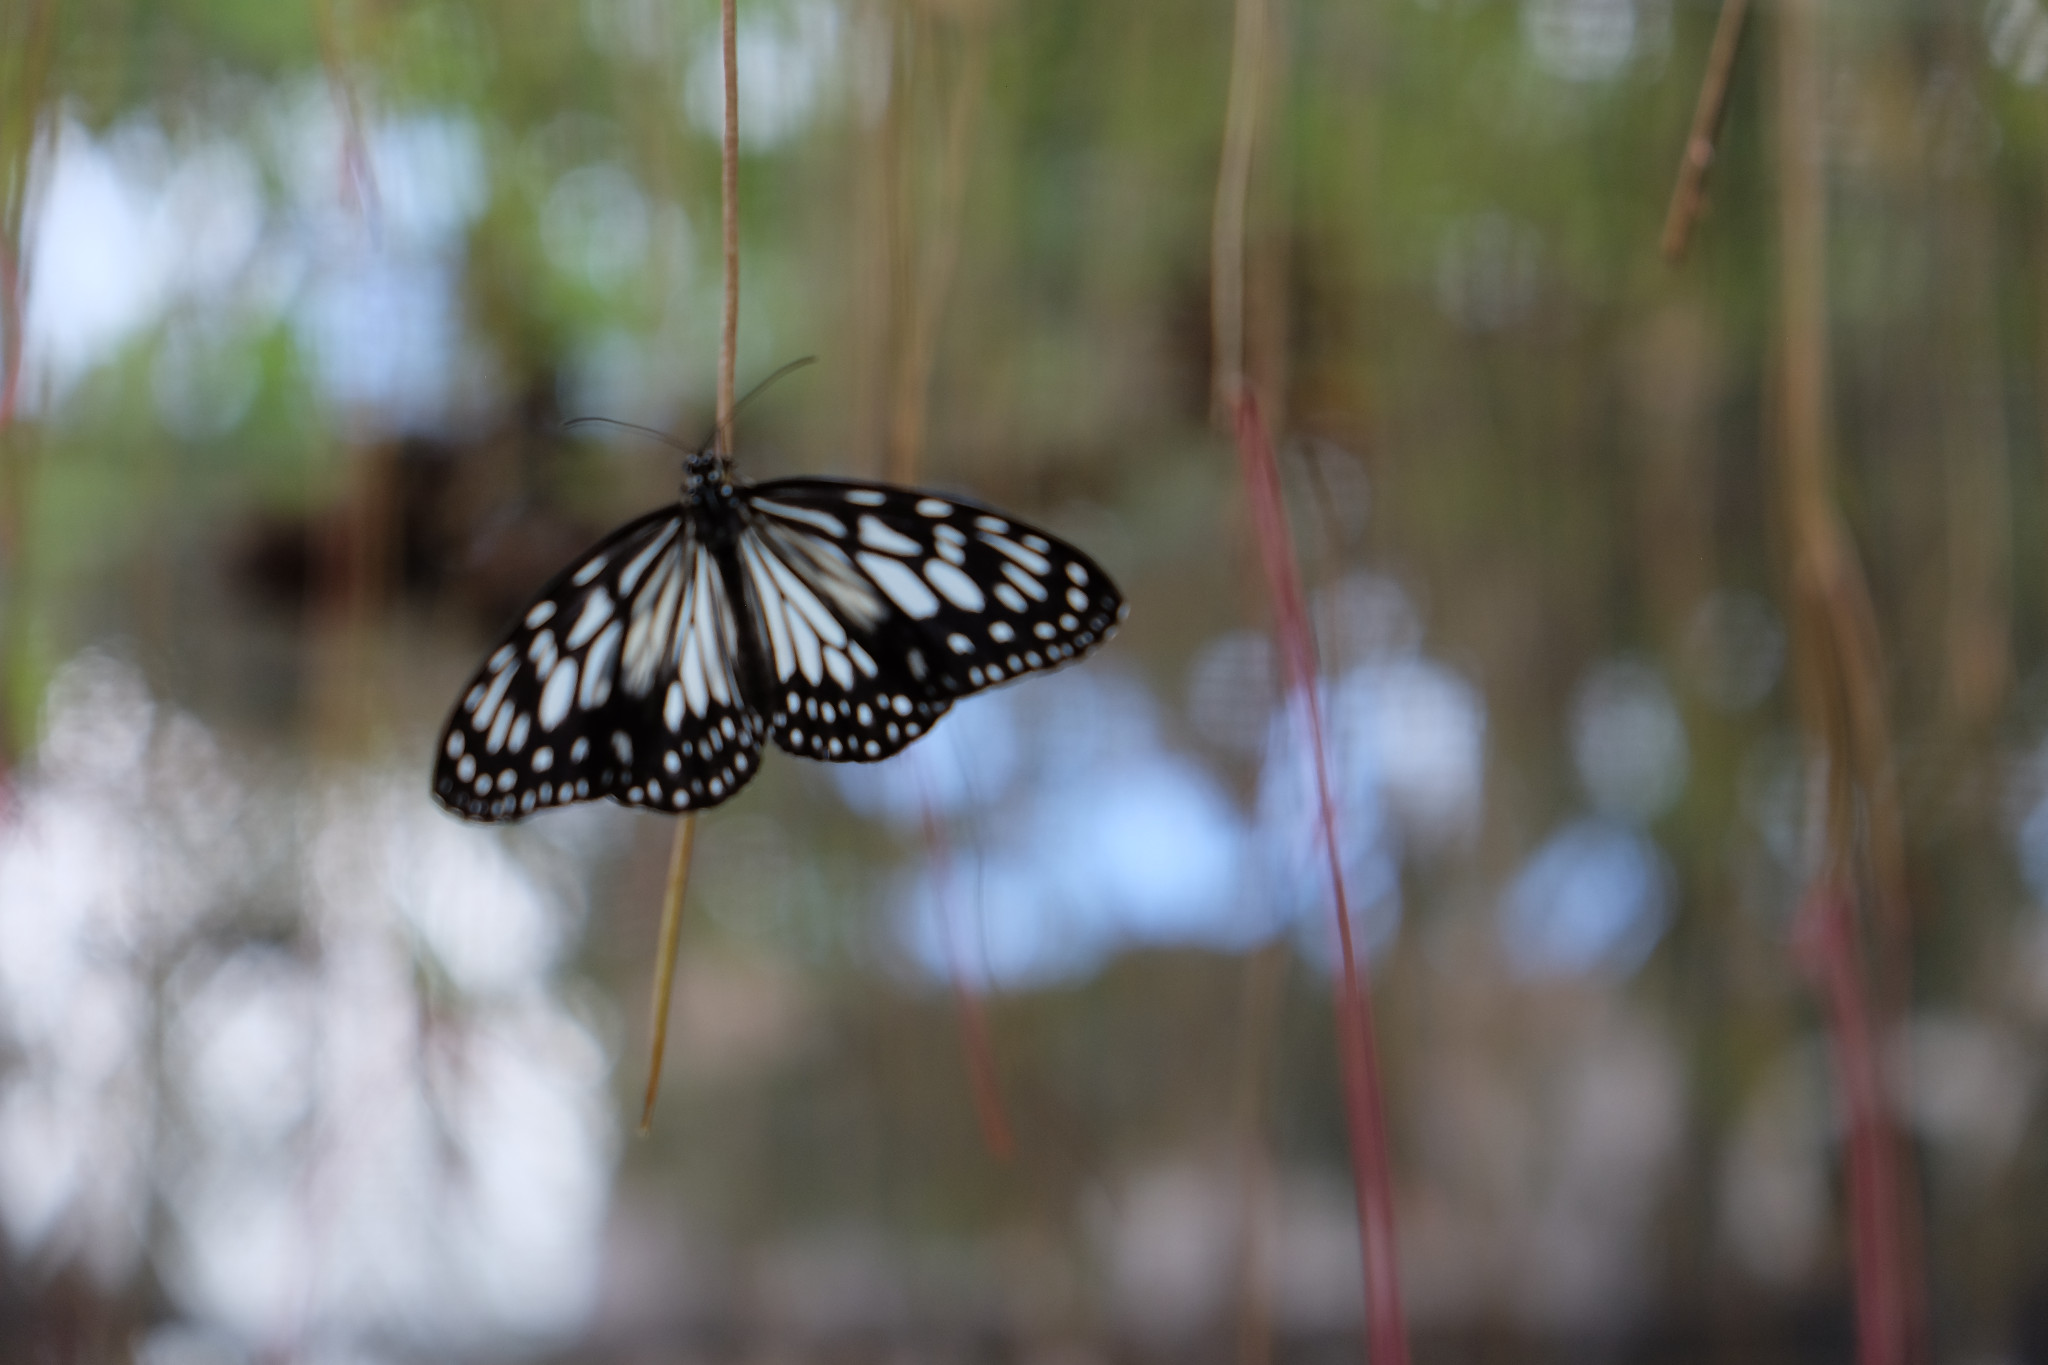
[433,452,1125,822]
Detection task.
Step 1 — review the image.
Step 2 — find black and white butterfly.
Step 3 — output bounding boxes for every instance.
[432,449,1126,822]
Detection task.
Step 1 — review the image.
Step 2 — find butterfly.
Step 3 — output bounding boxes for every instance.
[432,443,1126,822]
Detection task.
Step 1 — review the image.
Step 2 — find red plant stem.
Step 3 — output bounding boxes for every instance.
[1795,880,1911,1365]
[1234,391,1408,1363]
[920,778,1015,1161]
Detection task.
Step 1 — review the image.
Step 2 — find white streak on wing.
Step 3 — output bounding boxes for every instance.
[858,516,922,556]
[856,551,941,618]
[824,647,854,689]
[752,539,850,647]
[665,682,685,730]
[755,500,846,536]
[755,523,888,628]
[539,659,579,729]
[848,641,878,677]
[566,587,614,648]
[680,611,710,716]
[622,546,683,695]
[580,621,622,708]
[572,555,608,586]
[785,591,824,684]
[474,665,517,731]
[617,520,679,594]
[979,532,1051,576]
[706,556,738,704]
[923,558,986,611]
[487,701,515,753]
[742,537,797,683]
[1003,561,1048,601]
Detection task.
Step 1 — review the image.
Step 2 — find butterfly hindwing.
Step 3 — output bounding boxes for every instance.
[741,478,1126,763]
[432,510,766,822]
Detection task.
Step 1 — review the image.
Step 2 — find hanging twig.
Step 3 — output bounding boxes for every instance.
[643,0,740,1133]
[1661,0,1752,263]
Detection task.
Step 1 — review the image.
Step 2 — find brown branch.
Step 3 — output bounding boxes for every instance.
[1661,0,1751,264]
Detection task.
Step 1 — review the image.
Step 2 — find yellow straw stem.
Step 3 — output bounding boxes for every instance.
[639,812,698,1133]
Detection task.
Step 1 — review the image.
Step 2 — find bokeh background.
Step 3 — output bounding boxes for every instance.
[0,0,2044,1360]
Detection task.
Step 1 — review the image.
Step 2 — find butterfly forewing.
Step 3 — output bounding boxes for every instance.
[743,478,1126,762]
[432,511,767,822]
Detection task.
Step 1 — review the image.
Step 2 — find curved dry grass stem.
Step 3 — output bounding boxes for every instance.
[1773,0,1924,1356]
[640,813,698,1133]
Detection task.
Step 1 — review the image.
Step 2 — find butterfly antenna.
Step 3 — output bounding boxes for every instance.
[700,355,819,454]
[561,415,694,452]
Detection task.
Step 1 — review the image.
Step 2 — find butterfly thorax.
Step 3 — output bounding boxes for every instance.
[681,452,745,544]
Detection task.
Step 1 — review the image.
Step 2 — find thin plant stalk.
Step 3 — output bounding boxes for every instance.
[1773,0,1924,1355]
[643,0,740,1131]
[1235,393,1408,1365]
[1661,0,1751,263]
[886,15,988,485]
[640,815,698,1132]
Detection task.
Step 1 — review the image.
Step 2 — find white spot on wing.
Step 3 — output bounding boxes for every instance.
[923,558,986,611]
[856,551,941,618]
[858,515,923,556]
[526,600,557,627]
[539,659,579,729]
[845,488,887,506]
[572,555,608,586]
[916,498,952,517]
[566,587,615,648]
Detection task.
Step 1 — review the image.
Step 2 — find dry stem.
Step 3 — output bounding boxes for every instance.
[1661,0,1751,263]
[644,0,740,1132]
